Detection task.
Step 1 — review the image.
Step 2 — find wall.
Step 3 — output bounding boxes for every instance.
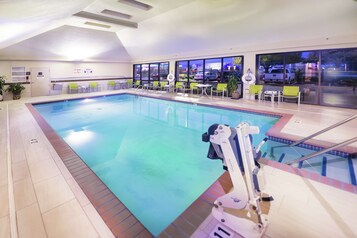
[0,60,132,98]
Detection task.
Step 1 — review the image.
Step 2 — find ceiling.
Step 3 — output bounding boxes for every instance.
[0,0,356,62]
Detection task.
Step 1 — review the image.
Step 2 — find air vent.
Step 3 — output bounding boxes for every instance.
[84,22,111,29]
[101,9,132,19]
[74,11,138,28]
[118,0,152,11]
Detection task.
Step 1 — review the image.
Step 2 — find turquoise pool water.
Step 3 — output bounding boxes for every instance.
[33,94,279,236]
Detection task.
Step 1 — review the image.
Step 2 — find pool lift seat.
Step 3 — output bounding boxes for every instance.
[202,122,271,238]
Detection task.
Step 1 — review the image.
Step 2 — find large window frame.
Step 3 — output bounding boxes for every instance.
[256,47,357,109]
[133,62,170,84]
[175,55,244,85]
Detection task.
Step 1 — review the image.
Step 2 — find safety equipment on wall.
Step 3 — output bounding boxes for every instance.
[242,68,256,85]
[167,73,175,82]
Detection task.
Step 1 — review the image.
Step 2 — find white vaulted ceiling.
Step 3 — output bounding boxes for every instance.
[0,0,356,62]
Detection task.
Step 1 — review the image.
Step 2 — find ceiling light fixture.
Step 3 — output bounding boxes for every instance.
[84,22,111,29]
[118,0,153,11]
[74,11,137,28]
[101,9,132,19]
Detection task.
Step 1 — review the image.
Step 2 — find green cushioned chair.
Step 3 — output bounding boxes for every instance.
[175,82,185,92]
[68,83,79,94]
[211,83,227,98]
[249,85,263,100]
[89,82,98,92]
[282,86,301,105]
[107,81,116,90]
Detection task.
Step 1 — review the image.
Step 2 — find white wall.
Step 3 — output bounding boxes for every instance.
[0,61,132,80]
[0,60,132,99]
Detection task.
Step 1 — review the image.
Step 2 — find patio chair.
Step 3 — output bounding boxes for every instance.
[175,82,185,92]
[107,81,116,90]
[160,81,168,91]
[249,85,263,100]
[282,86,301,105]
[126,79,133,88]
[189,82,199,94]
[211,83,227,98]
[68,83,79,94]
[150,81,160,90]
[134,80,141,89]
[89,82,99,92]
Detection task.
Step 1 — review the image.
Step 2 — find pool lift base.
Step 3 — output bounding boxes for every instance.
[202,122,270,238]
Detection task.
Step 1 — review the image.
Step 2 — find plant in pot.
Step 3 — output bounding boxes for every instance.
[5,83,25,100]
[0,76,5,101]
[227,73,241,99]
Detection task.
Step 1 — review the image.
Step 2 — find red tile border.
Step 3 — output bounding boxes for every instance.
[26,102,234,238]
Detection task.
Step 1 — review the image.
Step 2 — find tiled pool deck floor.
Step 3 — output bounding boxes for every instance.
[1,89,357,238]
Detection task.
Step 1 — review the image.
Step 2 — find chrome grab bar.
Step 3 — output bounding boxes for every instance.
[270,114,357,158]
[286,137,357,165]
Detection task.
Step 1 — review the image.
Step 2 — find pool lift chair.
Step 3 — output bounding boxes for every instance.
[202,122,272,238]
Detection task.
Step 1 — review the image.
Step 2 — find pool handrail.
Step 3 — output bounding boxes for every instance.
[286,137,357,165]
[270,114,357,159]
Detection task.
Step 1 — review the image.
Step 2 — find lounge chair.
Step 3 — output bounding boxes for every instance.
[211,83,227,98]
[282,86,301,105]
[249,85,263,100]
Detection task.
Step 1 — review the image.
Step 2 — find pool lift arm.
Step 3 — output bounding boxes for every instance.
[202,122,270,238]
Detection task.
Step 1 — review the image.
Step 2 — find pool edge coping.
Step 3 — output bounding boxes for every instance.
[25,91,357,237]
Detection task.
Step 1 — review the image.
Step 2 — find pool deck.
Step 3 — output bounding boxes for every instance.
[1,89,356,238]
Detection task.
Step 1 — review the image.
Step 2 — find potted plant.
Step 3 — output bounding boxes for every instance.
[227,73,241,99]
[0,76,5,101]
[6,83,25,100]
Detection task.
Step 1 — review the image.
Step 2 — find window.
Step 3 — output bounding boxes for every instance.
[175,55,243,84]
[256,47,357,109]
[141,64,149,82]
[133,62,169,83]
[222,57,243,83]
[134,65,141,81]
[149,63,159,81]
[204,58,221,82]
[160,62,169,81]
[189,60,204,83]
[256,54,284,84]
[321,48,357,108]
[176,61,188,82]
[12,66,26,82]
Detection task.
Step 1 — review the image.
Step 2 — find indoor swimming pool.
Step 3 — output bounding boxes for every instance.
[33,94,279,236]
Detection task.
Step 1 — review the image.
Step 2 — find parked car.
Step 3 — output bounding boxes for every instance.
[264,69,295,83]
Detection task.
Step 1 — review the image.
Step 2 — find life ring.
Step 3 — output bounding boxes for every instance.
[242,73,256,85]
[167,74,175,82]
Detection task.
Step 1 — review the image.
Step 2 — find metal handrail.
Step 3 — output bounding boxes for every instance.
[286,137,357,165]
[270,114,357,157]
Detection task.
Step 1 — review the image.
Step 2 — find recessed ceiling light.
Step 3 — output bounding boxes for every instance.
[84,22,111,29]
[101,9,132,19]
[74,11,137,28]
[118,0,153,11]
